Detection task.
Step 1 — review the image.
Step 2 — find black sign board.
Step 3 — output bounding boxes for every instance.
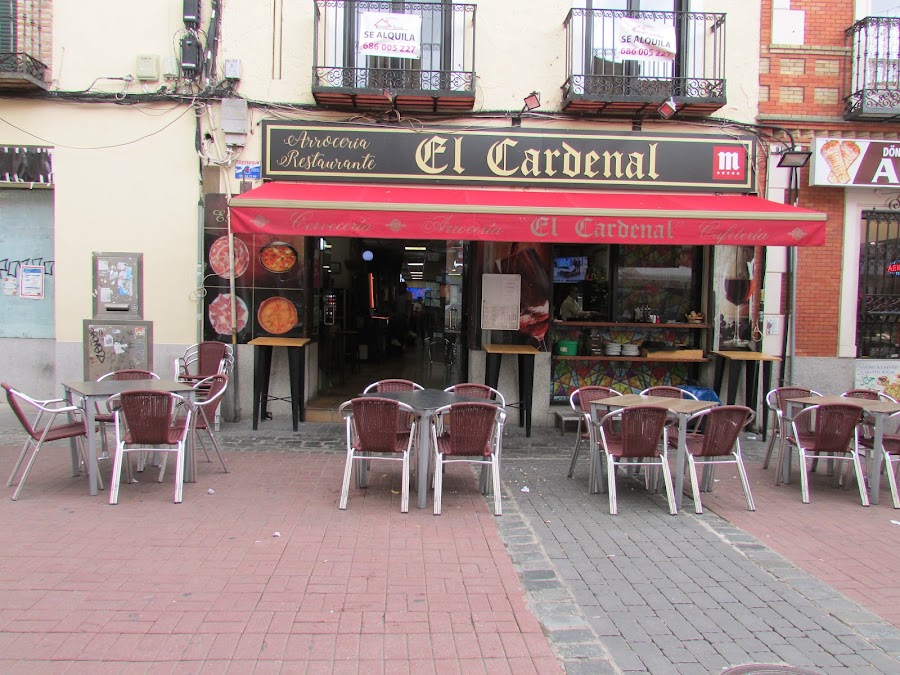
[262,121,756,193]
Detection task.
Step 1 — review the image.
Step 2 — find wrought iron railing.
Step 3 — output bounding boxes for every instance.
[845,16,900,119]
[563,8,725,111]
[858,211,900,358]
[312,0,475,97]
[0,0,49,86]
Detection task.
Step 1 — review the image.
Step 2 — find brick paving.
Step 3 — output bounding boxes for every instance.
[0,408,897,673]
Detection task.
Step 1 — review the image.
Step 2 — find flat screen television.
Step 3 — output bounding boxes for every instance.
[553,256,588,283]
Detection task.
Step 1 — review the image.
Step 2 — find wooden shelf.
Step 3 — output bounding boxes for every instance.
[553,321,709,329]
[554,355,708,363]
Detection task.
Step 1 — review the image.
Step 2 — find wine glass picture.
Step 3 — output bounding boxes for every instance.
[723,254,753,348]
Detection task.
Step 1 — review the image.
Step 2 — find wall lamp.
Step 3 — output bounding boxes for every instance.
[777,147,812,206]
[512,91,541,126]
[657,97,677,119]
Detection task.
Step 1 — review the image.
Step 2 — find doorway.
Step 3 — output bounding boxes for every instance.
[307,237,467,419]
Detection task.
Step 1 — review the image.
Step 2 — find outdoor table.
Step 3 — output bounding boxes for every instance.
[374,388,500,509]
[712,350,781,439]
[62,379,196,496]
[249,337,311,431]
[483,343,540,437]
[591,393,717,511]
[784,394,900,504]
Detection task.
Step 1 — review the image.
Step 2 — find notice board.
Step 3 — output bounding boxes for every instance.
[481,273,521,330]
[83,319,153,380]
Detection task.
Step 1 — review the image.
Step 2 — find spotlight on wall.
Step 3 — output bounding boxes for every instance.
[657,97,677,119]
[362,250,374,262]
[776,147,812,168]
[512,91,541,126]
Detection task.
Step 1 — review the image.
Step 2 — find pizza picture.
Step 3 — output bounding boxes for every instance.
[208,293,248,335]
[259,242,298,274]
[209,236,250,279]
[257,296,298,334]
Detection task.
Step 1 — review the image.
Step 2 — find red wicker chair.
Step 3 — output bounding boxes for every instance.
[107,390,191,504]
[567,386,623,481]
[783,403,867,505]
[681,405,756,513]
[170,374,229,477]
[596,405,675,515]
[2,382,92,501]
[95,369,159,458]
[859,409,900,509]
[430,402,507,516]
[762,386,821,470]
[339,396,416,512]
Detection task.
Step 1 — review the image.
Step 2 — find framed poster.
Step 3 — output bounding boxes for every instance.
[481,273,521,330]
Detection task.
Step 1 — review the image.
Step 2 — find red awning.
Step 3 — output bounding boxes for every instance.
[229,181,827,246]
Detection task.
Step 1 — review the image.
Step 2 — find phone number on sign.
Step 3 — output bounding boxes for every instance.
[618,47,670,57]
[360,43,417,54]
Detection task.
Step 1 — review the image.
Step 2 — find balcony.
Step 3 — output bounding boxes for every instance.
[845,16,900,121]
[0,1,50,92]
[562,8,725,118]
[312,0,476,113]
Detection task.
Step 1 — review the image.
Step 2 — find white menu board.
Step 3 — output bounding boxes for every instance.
[481,273,521,330]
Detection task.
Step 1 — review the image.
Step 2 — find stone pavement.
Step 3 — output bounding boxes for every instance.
[0,407,897,673]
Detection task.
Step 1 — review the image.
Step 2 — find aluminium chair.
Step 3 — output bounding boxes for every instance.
[595,405,676,515]
[566,386,623,480]
[430,401,507,516]
[175,341,232,430]
[444,383,506,407]
[681,405,756,514]
[363,379,424,434]
[95,369,160,459]
[782,403,868,506]
[762,386,821,470]
[859,408,900,508]
[107,390,192,504]
[338,396,416,512]
[2,382,93,501]
[168,374,229,478]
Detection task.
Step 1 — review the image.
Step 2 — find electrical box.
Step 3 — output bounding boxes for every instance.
[224,58,241,80]
[135,54,159,81]
[221,98,248,146]
[183,0,200,24]
[162,56,179,79]
[181,36,201,73]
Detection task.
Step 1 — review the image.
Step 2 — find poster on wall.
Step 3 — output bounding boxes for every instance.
[487,242,552,349]
[18,265,44,299]
[481,274,521,331]
[855,360,900,399]
[716,246,757,350]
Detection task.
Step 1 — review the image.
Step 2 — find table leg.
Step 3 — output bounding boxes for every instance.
[261,346,274,421]
[761,361,773,441]
[673,412,688,511]
[83,395,100,496]
[287,347,301,432]
[64,387,82,478]
[298,346,306,424]
[870,413,885,505]
[713,355,726,400]
[485,352,502,390]
[252,345,263,430]
[416,412,431,509]
[185,390,197,483]
[726,360,741,405]
[519,354,534,438]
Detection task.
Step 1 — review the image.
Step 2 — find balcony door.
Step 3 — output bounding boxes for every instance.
[853,1,900,95]
[0,0,15,53]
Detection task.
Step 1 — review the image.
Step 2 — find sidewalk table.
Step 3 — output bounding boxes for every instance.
[484,343,539,437]
[784,394,900,504]
[712,350,781,439]
[249,337,311,432]
[591,393,717,511]
[375,388,500,509]
[62,379,196,496]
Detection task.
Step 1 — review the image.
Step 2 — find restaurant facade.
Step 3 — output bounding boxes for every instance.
[0,0,832,428]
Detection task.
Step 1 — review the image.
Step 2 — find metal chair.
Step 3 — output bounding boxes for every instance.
[338,396,416,513]
[363,379,424,435]
[782,403,868,506]
[762,386,822,470]
[170,374,229,476]
[595,405,676,515]
[444,383,505,406]
[430,401,507,516]
[681,405,756,514]
[2,382,93,501]
[175,342,232,430]
[107,390,192,505]
[95,369,159,459]
[859,409,900,509]
[640,385,699,400]
[566,386,623,480]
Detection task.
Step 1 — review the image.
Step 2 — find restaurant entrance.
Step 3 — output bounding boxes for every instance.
[306,237,467,420]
